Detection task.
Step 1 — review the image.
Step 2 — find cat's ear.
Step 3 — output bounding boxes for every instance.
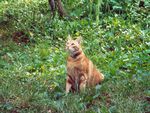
[67,35,72,41]
[76,36,82,44]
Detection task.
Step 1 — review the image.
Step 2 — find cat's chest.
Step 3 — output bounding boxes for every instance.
[67,60,82,70]
[67,56,88,75]
[67,61,83,77]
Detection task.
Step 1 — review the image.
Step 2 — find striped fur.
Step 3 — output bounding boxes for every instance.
[66,36,104,93]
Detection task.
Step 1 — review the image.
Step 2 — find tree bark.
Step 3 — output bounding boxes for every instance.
[48,0,55,16]
[48,0,66,18]
[57,0,66,17]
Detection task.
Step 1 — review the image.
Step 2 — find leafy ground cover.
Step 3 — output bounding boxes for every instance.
[0,0,150,113]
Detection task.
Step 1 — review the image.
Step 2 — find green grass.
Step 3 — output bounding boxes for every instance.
[0,0,150,113]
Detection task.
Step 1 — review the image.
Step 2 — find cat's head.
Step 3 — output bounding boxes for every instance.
[66,35,82,55]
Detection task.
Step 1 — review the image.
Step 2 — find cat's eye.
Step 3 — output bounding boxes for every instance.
[71,43,74,45]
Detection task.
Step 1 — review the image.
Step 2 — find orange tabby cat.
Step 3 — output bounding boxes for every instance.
[66,35,104,93]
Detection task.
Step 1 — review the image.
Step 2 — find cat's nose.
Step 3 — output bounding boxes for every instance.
[73,46,79,51]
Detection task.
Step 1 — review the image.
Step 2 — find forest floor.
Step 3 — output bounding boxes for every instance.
[0,0,150,113]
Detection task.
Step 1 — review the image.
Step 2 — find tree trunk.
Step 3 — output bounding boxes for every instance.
[48,0,55,16]
[48,0,66,18]
[57,0,66,17]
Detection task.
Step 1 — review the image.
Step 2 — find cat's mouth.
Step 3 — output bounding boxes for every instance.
[71,50,82,58]
[71,49,79,55]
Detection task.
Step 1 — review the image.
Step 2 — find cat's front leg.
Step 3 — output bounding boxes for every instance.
[66,76,72,94]
[79,74,87,92]
[79,82,86,92]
